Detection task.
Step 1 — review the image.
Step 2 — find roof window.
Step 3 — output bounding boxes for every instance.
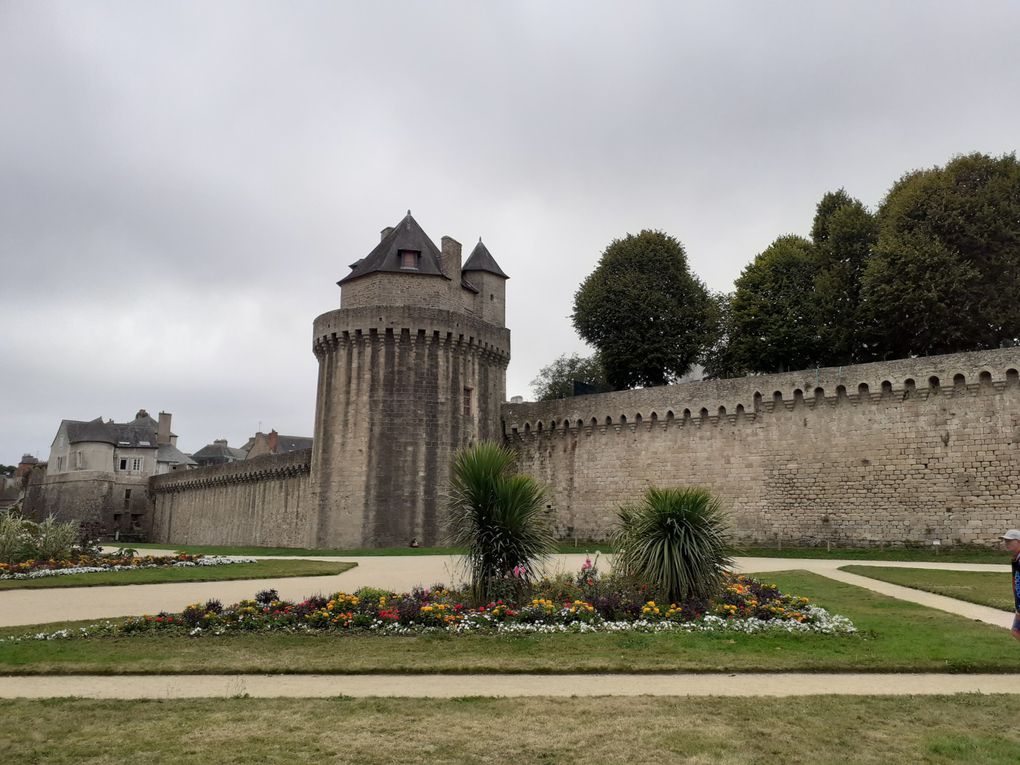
[399,249,420,270]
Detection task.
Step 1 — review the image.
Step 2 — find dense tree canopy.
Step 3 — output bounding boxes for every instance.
[726,235,821,373]
[861,152,1020,357]
[530,353,611,401]
[812,190,878,365]
[572,230,712,389]
[565,151,1018,386]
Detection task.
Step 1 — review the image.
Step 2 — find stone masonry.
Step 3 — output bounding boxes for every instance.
[149,214,1019,550]
[503,348,1020,547]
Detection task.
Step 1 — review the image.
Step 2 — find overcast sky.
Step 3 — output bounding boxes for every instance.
[2,1,1019,463]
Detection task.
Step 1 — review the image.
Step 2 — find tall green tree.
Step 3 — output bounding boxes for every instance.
[811,190,878,365]
[861,152,1020,357]
[572,230,712,389]
[700,292,748,380]
[727,235,821,373]
[530,353,611,401]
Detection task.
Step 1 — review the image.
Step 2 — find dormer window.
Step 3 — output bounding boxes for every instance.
[399,249,420,270]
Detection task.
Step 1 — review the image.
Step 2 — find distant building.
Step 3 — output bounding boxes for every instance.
[23,410,194,536]
[190,439,248,467]
[243,430,313,459]
[0,455,40,511]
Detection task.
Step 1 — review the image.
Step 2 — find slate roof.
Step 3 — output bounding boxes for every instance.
[191,442,248,463]
[338,212,449,286]
[157,443,197,466]
[63,413,160,448]
[462,239,508,279]
[275,435,312,452]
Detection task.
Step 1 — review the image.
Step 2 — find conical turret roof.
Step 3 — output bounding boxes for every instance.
[462,238,508,279]
[338,211,449,285]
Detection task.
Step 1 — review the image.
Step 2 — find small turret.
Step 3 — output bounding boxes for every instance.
[463,238,509,327]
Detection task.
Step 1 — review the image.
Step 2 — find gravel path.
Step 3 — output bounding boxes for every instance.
[0,554,1011,628]
[2,672,1019,698]
[3,553,1018,700]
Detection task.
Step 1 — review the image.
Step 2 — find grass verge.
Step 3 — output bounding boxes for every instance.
[2,696,1019,764]
[0,560,355,590]
[739,545,1004,564]
[118,540,1006,563]
[3,571,1019,674]
[842,566,1016,612]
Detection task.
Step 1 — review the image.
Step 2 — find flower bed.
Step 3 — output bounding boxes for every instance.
[0,553,254,581]
[5,572,856,643]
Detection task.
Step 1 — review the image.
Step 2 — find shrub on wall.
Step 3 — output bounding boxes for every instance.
[614,487,733,603]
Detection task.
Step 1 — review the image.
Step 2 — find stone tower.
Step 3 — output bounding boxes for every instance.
[310,212,511,547]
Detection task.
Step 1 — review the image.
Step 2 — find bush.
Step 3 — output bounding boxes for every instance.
[446,442,556,603]
[613,487,733,603]
[33,516,78,560]
[0,512,32,564]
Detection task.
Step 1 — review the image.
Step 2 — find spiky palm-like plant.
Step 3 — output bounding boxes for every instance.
[446,442,556,602]
[613,487,733,603]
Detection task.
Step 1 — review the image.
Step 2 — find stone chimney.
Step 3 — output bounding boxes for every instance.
[214,439,228,446]
[380,226,394,241]
[441,236,462,280]
[136,409,149,420]
[268,429,279,453]
[157,412,172,445]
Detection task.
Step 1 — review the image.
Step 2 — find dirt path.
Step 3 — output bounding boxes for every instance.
[1,672,1019,698]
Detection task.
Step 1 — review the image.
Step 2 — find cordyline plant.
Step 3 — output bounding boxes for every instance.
[446,442,556,603]
[613,487,734,603]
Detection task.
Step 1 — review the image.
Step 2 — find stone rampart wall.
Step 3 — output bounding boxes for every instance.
[149,449,315,547]
[502,349,1020,547]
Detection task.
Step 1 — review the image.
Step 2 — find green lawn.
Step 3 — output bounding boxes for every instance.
[0,560,355,590]
[740,546,1006,564]
[114,541,467,556]
[2,696,1019,764]
[3,572,1019,675]
[842,566,1017,612]
[117,540,1007,563]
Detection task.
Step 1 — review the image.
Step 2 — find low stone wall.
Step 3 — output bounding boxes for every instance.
[503,349,1020,548]
[149,450,315,548]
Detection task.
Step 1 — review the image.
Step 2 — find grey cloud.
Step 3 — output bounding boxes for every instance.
[2,1,1019,461]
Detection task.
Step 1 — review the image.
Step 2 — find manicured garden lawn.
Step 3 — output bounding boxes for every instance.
[841,566,1016,612]
[3,572,1019,674]
[119,540,1006,563]
[116,541,467,556]
[2,696,1019,764]
[0,560,355,590]
[740,546,1005,564]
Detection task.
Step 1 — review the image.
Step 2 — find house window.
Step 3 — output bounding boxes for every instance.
[123,489,131,510]
[119,458,128,471]
[131,457,143,472]
[57,456,66,471]
[75,450,83,469]
[399,249,420,270]
[463,387,473,416]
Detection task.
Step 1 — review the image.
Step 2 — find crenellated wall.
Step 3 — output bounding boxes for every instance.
[149,449,314,547]
[503,348,1020,547]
